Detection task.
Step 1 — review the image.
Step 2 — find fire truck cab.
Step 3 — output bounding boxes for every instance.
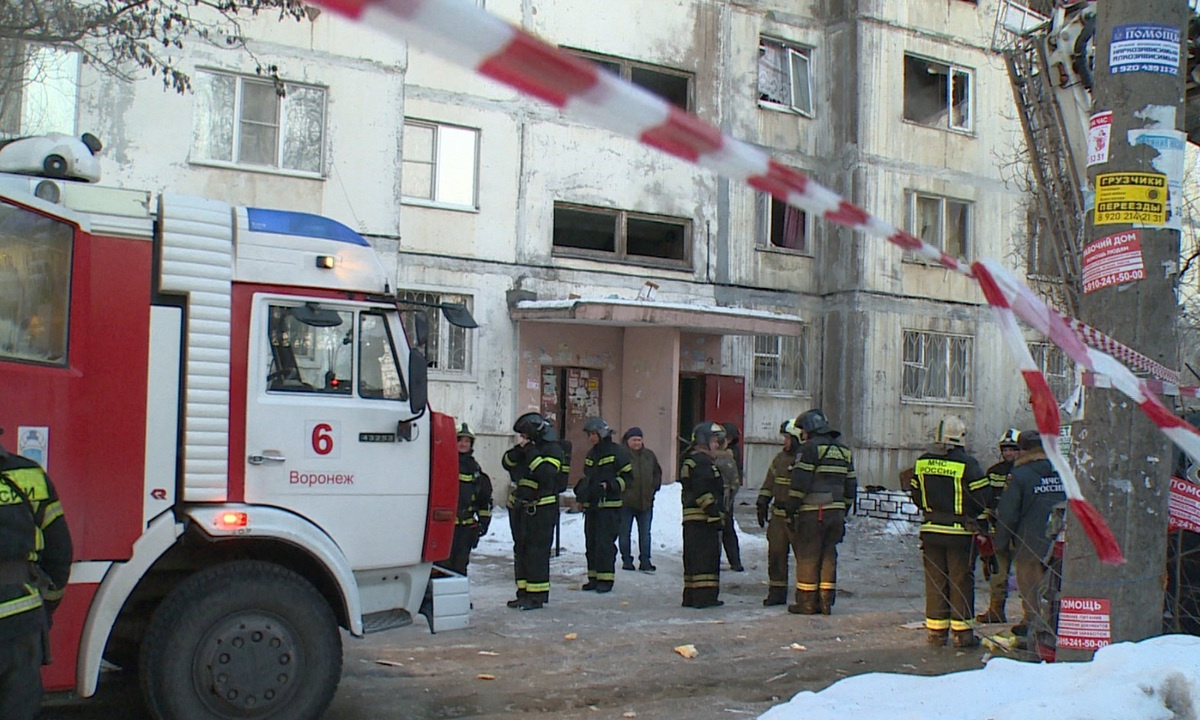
[0,141,464,719]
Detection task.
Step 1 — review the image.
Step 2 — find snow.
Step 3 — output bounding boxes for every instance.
[478,485,1200,720]
[759,634,1200,720]
[476,481,765,559]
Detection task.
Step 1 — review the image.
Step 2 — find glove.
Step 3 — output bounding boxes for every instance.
[756,497,770,528]
[478,518,490,537]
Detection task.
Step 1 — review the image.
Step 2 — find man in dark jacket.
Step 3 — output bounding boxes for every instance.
[680,422,727,609]
[619,427,662,573]
[976,428,1021,623]
[787,409,857,615]
[757,419,803,606]
[713,423,745,572]
[910,415,989,648]
[507,411,565,611]
[446,422,493,576]
[0,443,72,720]
[994,430,1065,637]
[575,417,631,593]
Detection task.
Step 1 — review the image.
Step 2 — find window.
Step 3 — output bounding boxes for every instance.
[1028,341,1072,404]
[552,203,690,268]
[358,311,407,400]
[905,191,971,262]
[902,330,973,402]
[1027,207,1060,277]
[0,42,79,137]
[397,291,473,374]
[0,202,72,364]
[753,329,811,394]
[566,50,692,110]
[192,70,326,174]
[757,191,812,254]
[903,54,972,132]
[758,38,813,116]
[402,120,479,208]
[266,304,354,394]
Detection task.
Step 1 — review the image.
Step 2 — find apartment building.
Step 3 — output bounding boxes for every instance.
[8,0,1047,486]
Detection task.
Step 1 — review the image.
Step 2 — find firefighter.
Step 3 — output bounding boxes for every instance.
[446,422,493,576]
[680,422,727,609]
[909,415,989,648]
[0,441,72,720]
[509,411,565,611]
[713,423,745,572]
[976,428,1021,624]
[786,409,857,615]
[575,417,631,593]
[502,425,532,608]
[757,419,803,606]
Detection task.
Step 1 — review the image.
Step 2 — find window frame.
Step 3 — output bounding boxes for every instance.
[396,290,475,378]
[758,37,815,117]
[1027,341,1072,404]
[565,49,693,111]
[0,42,80,138]
[756,190,814,256]
[0,202,73,366]
[901,329,974,404]
[902,53,973,134]
[903,190,973,264]
[551,202,693,270]
[752,329,812,396]
[191,69,328,177]
[401,118,481,211]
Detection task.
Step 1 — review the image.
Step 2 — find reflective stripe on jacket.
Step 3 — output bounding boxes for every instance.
[910,448,988,535]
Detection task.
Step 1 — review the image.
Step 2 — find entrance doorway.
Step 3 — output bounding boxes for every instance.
[539,366,602,486]
[677,373,745,455]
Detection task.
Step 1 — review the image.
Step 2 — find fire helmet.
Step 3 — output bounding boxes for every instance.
[455,422,475,440]
[583,416,613,439]
[998,428,1020,448]
[690,421,726,447]
[935,415,967,447]
[513,411,550,441]
[795,408,833,435]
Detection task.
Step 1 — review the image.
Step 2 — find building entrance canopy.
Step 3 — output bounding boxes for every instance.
[510,297,803,336]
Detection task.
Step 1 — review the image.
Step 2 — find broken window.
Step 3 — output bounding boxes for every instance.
[193,70,326,174]
[904,191,972,262]
[903,55,972,132]
[552,203,691,269]
[566,49,692,110]
[402,119,479,208]
[757,191,811,254]
[753,330,811,394]
[902,330,973,403]
[1027,341,1072,404]
[758,38,813,116]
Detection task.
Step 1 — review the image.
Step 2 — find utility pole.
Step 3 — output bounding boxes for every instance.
[1057,0,1188,661]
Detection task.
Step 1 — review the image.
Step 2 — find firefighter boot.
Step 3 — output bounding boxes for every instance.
[763,587,788,606]
[926,629,948,647]
[975,599,1006,624]
[787,590,820,615]
[818,589,836,615]
[952,630,980,648]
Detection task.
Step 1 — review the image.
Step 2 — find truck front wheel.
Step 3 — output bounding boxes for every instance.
[139,560,342,720]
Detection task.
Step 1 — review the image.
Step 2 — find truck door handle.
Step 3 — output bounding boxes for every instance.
[248,453,286,465]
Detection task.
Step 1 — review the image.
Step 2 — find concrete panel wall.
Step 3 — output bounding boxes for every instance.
[621,326,681,477]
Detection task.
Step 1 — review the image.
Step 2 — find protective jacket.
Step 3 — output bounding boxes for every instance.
[758,449,794,518]
[910,447,988,535]
[787,431,856,515]
[0,452,72,643]
[680,451,724,524]
[503,443,529,510]
[577,438,631,511]
[994,450,1064,561]
[983,459,1015,513]
[514,440,565,509]
[456,451,493,529]
[622,446,662,512]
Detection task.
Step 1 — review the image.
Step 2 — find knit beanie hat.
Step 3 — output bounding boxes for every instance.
[622,427,644,441]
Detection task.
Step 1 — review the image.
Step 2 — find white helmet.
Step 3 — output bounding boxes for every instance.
[935,415,967,447]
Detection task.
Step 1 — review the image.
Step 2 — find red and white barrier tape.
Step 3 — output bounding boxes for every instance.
[317,0,1200,563]
[1069,319,1179,385]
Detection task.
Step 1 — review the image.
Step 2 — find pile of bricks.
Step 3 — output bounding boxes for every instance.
[854,488,922,524]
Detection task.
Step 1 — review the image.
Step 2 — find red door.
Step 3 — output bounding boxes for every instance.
[704,374,745,436]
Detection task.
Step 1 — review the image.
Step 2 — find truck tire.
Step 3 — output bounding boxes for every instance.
[139,560,342,720]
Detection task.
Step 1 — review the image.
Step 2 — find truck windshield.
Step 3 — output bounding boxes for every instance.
[0,203,72,365]
[267,304,354,393]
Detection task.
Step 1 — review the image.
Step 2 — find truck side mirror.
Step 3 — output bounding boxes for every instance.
[408,348,428,415]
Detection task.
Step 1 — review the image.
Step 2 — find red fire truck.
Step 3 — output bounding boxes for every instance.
[0,134,468,719]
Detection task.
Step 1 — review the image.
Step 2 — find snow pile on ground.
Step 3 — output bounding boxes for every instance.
[759,634,1200,720]
[476,482,766,560]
